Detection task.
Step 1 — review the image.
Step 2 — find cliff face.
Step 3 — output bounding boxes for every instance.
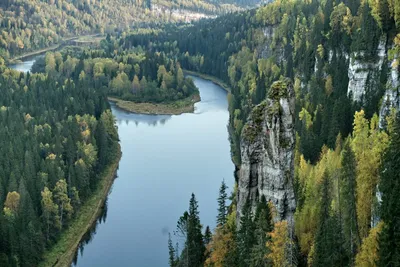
[379,56,400,128]
[344,36,400,128]
[347,37,387,102]
[237,78,296,223]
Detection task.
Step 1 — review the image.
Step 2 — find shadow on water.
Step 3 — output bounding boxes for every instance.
[72,197,109,266]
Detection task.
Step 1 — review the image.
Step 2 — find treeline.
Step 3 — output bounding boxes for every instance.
[170,111,400,267]
[120,0,400,164]
[0,0,261,60]
[295,110,394,266]
[169,181,295,267]
[33,43,198,104]
[0,52,119,266]
[0,0,151,60]
[123,0,400,266]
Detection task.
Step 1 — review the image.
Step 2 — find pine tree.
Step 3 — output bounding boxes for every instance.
[313,171,344,267]
[378,116,400,266]
[204,226,212,246]
[217,180,228,227]
[187,193,205,267]
[340,140,360,263]
[168,233,176,267]
[250,195,273,267]
[254,195,272,233]
[237,199,256,267]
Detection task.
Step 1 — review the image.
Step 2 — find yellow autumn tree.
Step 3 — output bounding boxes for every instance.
[205,206,237,267]
[294,140,343,260]
[205,227,235,267]
[352,111,389,238]
[267,220,293,266]
[4,191,20,213]
[355,222,383,267]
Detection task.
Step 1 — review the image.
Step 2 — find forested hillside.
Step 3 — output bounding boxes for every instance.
[0,0,263,60]
[1,0,400,265]
[121,0,400,266]
[0,53,119,266]
[31,43,199,105]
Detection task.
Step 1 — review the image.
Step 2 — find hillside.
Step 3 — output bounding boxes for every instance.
[121,0,400,265]
[0,0,264,60]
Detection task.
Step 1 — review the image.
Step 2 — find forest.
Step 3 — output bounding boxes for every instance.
[0,0,400,266]
[0,0,261,60]
[121,0,400,266]
[0,54,119,265]
[31,42,199,104]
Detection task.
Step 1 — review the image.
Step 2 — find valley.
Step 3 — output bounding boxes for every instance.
[1,0,400,267]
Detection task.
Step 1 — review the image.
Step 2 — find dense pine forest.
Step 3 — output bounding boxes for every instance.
[0,0,400,266]
[0,58,119,265]
[119,0,400,266]
[0,0,262,60]
[32,45,198,104]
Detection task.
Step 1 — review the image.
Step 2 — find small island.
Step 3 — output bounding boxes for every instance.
[109,93,200,115]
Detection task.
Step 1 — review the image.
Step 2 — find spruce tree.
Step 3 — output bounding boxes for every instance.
[187,193,205,267]
[217,180,228,227]
[254,195,273,233]
[314,171,344,267]
[168,233,176,267]
[250,195,273,266]
[203,226,212,246]
[237,199,256,267]
[378,117,400,266]
[340,140,360,263]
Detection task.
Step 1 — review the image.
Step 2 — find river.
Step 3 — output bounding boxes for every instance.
[10,59,234,266]
[8,53,46,72]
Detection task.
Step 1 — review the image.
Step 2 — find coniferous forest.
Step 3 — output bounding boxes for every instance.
[0,0,400,266]
[0,56,119,265]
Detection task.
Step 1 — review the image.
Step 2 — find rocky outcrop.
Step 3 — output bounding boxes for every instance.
[347,37,387,101]
[237,78,296,223]
[379,58,400,129]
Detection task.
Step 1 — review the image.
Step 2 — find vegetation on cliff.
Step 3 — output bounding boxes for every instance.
[126,0,400,266]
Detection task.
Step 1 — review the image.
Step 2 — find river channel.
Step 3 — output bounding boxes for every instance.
[10,58,234,267]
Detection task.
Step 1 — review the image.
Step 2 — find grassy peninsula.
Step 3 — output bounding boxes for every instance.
[109,93,201,115]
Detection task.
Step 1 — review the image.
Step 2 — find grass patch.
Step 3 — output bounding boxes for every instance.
[39,146,122,267]
[108,93,201,115]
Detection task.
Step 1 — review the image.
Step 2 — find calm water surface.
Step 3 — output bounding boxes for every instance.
[74,76,234,266]
[9,55,41,72]
[10,59,234,267]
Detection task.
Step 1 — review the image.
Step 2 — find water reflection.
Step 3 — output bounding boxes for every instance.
[72,197,109,266]
[110,102,172,127]
[8,55,44,73]
[72,76,234,267]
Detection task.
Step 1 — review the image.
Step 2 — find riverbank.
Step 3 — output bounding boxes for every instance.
[8,34,101,64]
[39,145,122,267]
[184,70,231,93]
[108,93,201,115]
[9,44,60,64]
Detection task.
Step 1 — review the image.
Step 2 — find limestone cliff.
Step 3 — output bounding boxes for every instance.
[379,57,400,128]
[237,78,296,223]
[347,37,387,102]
